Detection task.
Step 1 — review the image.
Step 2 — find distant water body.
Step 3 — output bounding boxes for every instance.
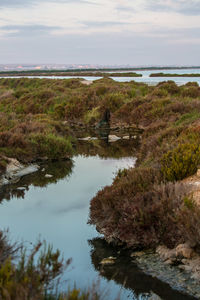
[1,68,200,85]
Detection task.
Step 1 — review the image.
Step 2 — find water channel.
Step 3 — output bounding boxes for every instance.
[0,137,197,300]
[1,67,200,85]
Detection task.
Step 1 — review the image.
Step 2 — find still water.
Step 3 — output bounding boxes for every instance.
[0,147,198,299]
[1,68,200,85]
[0,155,135,299]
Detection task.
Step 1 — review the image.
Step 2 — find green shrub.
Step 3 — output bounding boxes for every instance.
[181,86,200,98]
[156,81,179,95]
[83,107,100,125]
[174,111,200,126]
[161,143,200,181]
[0,241,71,300]
[54,103,66,119]
[30,133,73,159]
[101,93,124,112]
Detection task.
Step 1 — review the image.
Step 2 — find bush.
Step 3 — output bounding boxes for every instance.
[161,143,200,181]
[181,86,200,98]
[84,107,100,125]
[156,81,179,95]
[30,133,73,159]
[89,170,192,248]
[0,241,71,300]
[101,93,124,112]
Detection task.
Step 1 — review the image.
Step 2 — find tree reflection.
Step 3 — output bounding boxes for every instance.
[88,238,196,300]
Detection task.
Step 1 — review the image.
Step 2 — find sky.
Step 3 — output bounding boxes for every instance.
[0,0,200,66]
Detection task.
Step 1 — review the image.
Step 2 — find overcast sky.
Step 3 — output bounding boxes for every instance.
[0,0,200,65]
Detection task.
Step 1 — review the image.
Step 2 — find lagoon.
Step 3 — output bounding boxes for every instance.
[1,68,200,85]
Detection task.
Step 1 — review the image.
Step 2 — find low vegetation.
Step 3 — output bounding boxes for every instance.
[0,233,105,300]
[150,72,200,77]
[1,77,200,296]
[0,71,142,77]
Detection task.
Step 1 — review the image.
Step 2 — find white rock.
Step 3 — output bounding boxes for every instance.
[122,135,130,140]
[100,256,116,265]
[78,137,91,141]
[45,174,53,178]
[197,169,200,177]
[108,135,121,142]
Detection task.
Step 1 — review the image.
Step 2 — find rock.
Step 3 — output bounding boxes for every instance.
[175,244,194,259]
[156,245,176,261]
[122,135,130,140]
[197,169,200,177]
[45,174,53,178]
[6,158,22,173]
[100,256,116,265]
[108,135,121,142]
[17,187,26,191]
[131,251,145,258]
[164,259,175,265]
[14,165,39,178]
[62,121,68,125]
[0,158,39,187]
[149,292,163,300]
[78,137,91,141]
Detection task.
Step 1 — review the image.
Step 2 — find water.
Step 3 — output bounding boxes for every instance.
[0,141,198,300]
[1,68,200,85]
[0,154,136,299]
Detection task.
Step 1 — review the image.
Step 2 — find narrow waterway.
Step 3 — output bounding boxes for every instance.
[0,140,198,300]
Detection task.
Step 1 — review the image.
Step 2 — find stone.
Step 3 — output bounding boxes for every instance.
[45,174,53,178]
[78,137,91,141]
[100,256,116,265]
[164,259,175,265]
[131,251,145,258]
[197,169,200,177]
[175,244,194,259]
[156,245,176,261]
[149,292,163,300]
[108,135,121,142]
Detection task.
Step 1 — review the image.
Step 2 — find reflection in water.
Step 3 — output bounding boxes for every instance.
[89,238,197,300]
[0,155,135,300]
[0,160,73,202]
[0,136,196,299]
[76,136,140,159]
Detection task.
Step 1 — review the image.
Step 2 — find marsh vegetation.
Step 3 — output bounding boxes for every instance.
[1,77,200,298]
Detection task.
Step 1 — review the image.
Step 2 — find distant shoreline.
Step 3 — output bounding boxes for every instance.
[0,71,143,77]
[0,66,200,77]
[150,73,200,77]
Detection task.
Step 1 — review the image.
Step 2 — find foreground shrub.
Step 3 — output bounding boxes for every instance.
[90,167,197,249]
[161,143,200,181]
[0,241,71,300]
[0,237,109,300]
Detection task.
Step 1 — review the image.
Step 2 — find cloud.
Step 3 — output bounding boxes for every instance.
[115,5,136,13]
[0,24,61,37]
[0,0,95,8]
[146,0,200,16]
[82,21,130,28]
